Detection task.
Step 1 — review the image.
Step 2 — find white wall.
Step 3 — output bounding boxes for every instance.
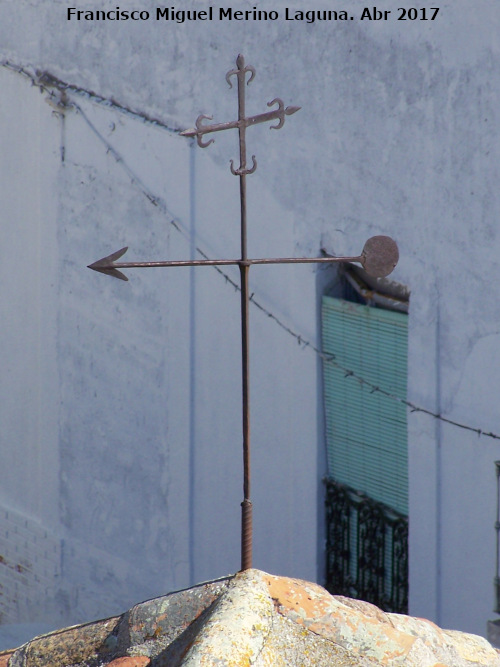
[0,67,60,526]
[0,68,62,623]
[1,0,500,638]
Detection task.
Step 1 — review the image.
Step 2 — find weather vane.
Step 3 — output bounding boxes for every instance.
[88,54,399,572]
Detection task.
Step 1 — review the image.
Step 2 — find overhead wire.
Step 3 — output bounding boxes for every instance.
[4,60,500,443]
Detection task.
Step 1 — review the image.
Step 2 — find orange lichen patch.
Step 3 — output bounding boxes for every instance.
[107,657,151,667]
[262,573,418,664]
[262,573,334,621]
[0,652,13,667]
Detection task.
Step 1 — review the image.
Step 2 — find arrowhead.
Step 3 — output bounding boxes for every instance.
[88,246,129,281]
[179,128,197,137]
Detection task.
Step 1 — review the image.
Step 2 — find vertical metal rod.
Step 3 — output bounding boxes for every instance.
[495,461,500,613]
[240,257,252,571]
[236,57,253,571]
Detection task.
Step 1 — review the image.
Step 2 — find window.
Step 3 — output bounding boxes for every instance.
[322,265,409,612]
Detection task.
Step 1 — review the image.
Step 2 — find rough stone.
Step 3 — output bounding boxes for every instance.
[4,570,500,666]
[6,617,121,667]
[107,658,151,667]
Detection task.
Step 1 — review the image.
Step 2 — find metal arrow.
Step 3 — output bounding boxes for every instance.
[88,235,399,282]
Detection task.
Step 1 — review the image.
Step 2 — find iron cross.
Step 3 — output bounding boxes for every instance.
[88,54,399,572]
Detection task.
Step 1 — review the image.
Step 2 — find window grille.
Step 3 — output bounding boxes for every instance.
[325,477,408,613]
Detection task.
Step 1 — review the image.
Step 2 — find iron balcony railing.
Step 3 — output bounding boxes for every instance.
[325,477,408,614]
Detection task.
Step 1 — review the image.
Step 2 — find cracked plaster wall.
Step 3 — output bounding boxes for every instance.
[1,0,500,639]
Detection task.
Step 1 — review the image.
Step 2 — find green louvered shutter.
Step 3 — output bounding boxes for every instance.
[322,296,408,515]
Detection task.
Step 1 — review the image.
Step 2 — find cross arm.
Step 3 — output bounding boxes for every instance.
[246,99,301,130]
[180,100,301,148]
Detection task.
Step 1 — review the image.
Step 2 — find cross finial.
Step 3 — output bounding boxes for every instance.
[180,54,300,176]
[89,55,398,574]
